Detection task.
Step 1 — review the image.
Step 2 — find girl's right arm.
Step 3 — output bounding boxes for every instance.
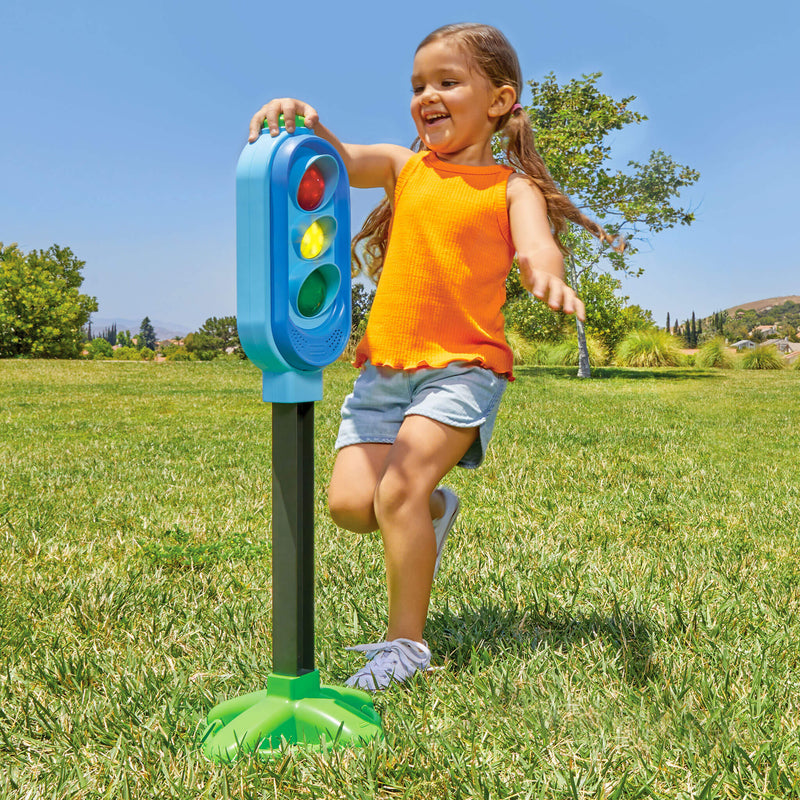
[248,98,411,196]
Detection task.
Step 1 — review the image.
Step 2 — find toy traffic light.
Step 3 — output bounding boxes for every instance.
[200,118,381,761]
[236,115,351,403]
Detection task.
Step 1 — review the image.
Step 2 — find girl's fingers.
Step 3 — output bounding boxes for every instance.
[546,279,563,311]
[531,271,586,321]
[248,99,319,142]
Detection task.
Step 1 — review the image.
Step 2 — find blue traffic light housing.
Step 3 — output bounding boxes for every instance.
[237,116,351,403]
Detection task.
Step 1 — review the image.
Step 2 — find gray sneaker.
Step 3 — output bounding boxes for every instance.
[344,638,432,691]
[432,486,460,578]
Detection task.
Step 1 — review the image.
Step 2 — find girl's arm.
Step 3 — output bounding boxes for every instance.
[507,173,585,321]
[249,98,412,196]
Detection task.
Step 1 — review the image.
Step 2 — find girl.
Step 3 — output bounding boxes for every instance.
[249,23,617,691]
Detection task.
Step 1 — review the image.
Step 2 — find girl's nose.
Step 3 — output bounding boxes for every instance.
[419,85,440,104]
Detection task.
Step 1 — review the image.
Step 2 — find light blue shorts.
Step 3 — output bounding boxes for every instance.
[335,362,507,468]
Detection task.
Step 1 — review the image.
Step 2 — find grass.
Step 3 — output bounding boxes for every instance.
[740,347,785,370]
[614,330,685,368]
[1,359,799,799]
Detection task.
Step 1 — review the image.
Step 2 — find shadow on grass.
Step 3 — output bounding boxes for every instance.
[427,598,660,686]
[515,365,725,381]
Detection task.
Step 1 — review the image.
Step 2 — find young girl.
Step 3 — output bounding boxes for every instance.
[249,23,617,691]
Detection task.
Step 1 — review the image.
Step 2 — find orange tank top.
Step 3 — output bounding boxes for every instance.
[354,151,516,377]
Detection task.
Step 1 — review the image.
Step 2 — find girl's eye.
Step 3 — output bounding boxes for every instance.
[441,80,457,87]
[412,86,424,94]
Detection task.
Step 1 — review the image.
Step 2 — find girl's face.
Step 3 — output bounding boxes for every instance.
[410,38,513,165]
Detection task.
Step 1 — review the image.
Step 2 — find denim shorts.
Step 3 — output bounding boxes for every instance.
[335,362,507,468]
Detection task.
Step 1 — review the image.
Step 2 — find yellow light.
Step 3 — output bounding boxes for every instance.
[300,220,325,260]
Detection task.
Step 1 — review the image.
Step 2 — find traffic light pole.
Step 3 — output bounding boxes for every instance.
[200,114,382,761]
[200,398,382,761]
[271,402,315,675]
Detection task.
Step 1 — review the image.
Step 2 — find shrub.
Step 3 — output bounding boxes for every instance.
[86,338,113,360]
[548,335,609,367]
[530,342,563,365]
[695,337,734,369]
[506,329,540,365]
[112,346,143,361]
[740,346,784,370]
[614,330,685,367]
[504,296,567,343]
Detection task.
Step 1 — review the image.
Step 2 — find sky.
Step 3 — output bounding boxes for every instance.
[2,0,798,333]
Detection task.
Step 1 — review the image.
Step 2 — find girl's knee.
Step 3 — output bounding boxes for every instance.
[328,486,378,533]
[373,468,431,521]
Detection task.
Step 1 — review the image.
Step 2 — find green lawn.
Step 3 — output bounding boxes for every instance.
[1,359,799,799]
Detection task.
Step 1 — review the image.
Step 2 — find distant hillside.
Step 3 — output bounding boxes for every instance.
[89,317,191,341]
[724,296,800,315]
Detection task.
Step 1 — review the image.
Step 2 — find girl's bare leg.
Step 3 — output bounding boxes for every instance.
[372,415,477,642]
[328,442,448,534]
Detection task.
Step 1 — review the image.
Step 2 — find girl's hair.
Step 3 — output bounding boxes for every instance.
[352,22,622,282]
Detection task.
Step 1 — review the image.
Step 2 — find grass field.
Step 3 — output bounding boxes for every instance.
[1,359,799,799]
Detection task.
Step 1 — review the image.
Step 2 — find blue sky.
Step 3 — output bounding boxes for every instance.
[2,0,798,332]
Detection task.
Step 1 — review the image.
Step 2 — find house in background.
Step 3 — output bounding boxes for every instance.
[761,337,800,355]
[731,340,756,350]
[751,323,779,338]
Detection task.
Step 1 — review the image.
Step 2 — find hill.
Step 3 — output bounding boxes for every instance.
[89,317,191,341]
[724,295,800,315]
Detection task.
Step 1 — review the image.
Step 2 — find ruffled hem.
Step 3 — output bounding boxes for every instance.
[352,353,514,381]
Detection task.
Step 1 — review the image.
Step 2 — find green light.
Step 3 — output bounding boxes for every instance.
[297,270,327,317]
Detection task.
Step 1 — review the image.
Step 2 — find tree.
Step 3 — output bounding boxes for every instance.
[116,329,134,348]
[139,317,157,351]
[184,332,218,361]
[98,322,117,345]
[198,316,240,354]
[352,283,374,331]
[505,73,700,376]
[0,243,98,358]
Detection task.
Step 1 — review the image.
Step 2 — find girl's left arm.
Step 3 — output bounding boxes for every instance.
[507,174,585,321]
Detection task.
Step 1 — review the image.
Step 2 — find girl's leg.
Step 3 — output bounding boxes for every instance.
[328,443,449,534]
[373,415,477,642]
[328,443,390,533]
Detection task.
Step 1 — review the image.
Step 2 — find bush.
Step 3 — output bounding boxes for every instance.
[504,295,567,343]
[86,338,113,360]
[740,346,784,370]
[695,337,734,369]
[548,335,609,367]
[614,330,685,367]
[112,346,145,361]
[506,329,539,365]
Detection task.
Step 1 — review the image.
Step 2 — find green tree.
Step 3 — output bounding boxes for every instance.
[0,243,98,358]
[116,330,134,348]
[352,283,374,330]
[504,73,700,376]
[139,317,157,351]
[198,316,240,355]
[184,332,218,361]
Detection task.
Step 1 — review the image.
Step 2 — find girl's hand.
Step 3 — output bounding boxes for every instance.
[525,268,586,321]
[248,98,320,142]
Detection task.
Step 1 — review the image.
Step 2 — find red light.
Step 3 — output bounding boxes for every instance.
[297,165,325,210]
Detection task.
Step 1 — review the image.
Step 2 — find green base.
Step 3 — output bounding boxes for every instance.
[200,670,383,762]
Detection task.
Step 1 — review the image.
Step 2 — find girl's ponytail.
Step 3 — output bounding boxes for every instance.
[351,196,391,282]
[500,110,624,255]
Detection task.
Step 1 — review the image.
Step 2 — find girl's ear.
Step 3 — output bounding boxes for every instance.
[488,85,517,119]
